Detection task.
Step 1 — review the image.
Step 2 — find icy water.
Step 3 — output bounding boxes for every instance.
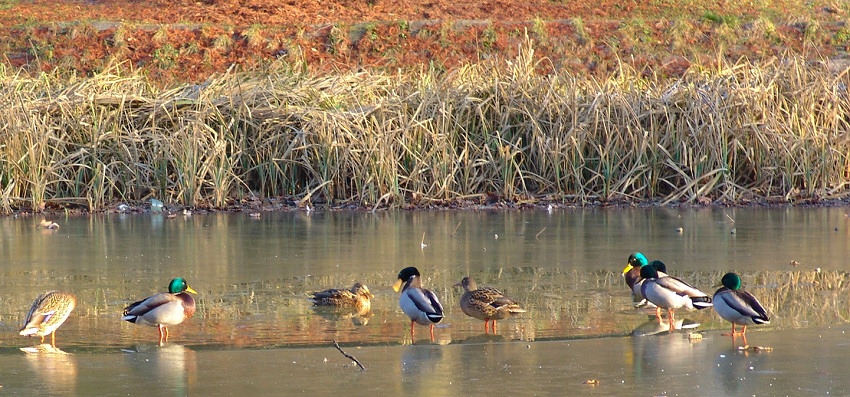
[1,207,850,395]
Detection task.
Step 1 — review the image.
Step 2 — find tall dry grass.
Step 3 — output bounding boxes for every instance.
[1,37,849,213]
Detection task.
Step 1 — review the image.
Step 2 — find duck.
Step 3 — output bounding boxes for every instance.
[631,260,670,314]
[122,277,197,345]
[393,267,444,341]
[19,291,77,346]
[455,276,525,334]
[639,264,712,331]
[310,282,374,313]
[38,220,60,230]
[622,252,669,307]
[713,272,770,337]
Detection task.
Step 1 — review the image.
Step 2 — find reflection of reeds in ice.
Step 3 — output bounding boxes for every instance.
[742,269,850,328]
[20,344,78,395]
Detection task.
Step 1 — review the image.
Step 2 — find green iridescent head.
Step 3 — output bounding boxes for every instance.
[647,260,667,274]
[623,252,649,276]
[720,273,742,290]
[168,277,197,294]
[629,252,649,268]
[639,263,661,279]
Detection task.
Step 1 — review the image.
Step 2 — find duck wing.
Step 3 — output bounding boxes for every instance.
[401,286,443,324]
[717,288,769,320]
[123,292,179,317]
[654,276,709,298]
[475,287,525,312]
[311,288,355,305]
[20,291,76,335]
[21,291,57,330]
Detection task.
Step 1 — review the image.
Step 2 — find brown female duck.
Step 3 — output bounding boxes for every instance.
[20,291,77,346]
[455,276,525,334]
[310,282,374,314]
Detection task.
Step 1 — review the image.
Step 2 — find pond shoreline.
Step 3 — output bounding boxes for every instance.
[13,194,850,218]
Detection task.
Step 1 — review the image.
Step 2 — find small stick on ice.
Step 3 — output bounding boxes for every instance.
[450,221,462,238]
[333,340,365,370]
[535,227,547,239]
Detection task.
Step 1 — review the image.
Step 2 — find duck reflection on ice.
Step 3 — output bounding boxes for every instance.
[400,344,444,377]
[311,305,374,326]
[629,320,709,378]
[20,344,78,395]
[631,316,700,337]
[123,343,197,393]
[398,344,450,395]
[457,333,508,344]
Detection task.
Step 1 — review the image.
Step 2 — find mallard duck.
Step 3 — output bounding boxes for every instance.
[639,264,712,331]
[631,260,670,314]
[623,253,669,306]
[310,282,373,313]
[455,276,525,334]
[122,277,197,345]
[393,267,444,341]
[623,252,649,291]
[713,272,770,336]
[19,291,77,346]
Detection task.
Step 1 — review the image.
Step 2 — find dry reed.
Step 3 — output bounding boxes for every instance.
[1,36,849,213]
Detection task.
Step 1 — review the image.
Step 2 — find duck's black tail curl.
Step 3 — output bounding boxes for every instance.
[691,296,713,309]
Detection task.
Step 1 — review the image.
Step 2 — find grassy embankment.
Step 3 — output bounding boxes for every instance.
[1,35,849,213]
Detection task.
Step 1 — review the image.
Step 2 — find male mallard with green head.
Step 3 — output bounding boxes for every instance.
[310,282,374,313]
[393,267,444,341]
[20,291,77,346]
[623,253,669,306]
[713,272,770,337]
[623,252,650,291]
[640,265,712,331]
[455,276,525,334]
[122,277,197,345]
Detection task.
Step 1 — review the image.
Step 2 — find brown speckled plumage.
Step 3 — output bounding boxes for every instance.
[20,290,77,345]
[310,282,373,312]
[456,277,525,334]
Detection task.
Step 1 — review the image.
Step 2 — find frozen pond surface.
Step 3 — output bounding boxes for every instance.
[0,207,849,394]
[2,326,848,396]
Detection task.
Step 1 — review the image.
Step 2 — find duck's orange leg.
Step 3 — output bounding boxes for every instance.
[492,319,498,334]
[158,324,168,346]
[732,331,749,347]
[667,309,675,331]
[655,306,662,321]
[410,321,416,338]
[50,332,56,347]
[429,324,435,341]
